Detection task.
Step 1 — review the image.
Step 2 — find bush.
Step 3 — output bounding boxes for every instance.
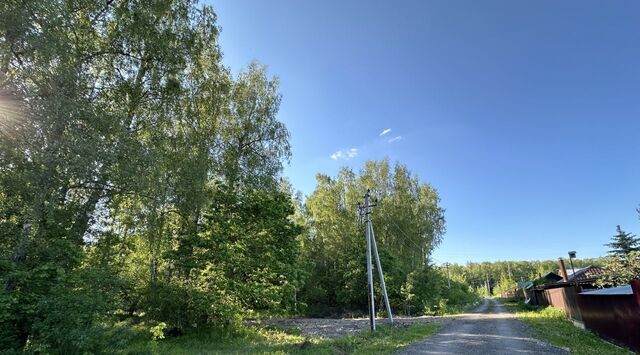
[402,265,478,315]
[597,251,640,287]
[141,265,241,334]
[19,265,126,354]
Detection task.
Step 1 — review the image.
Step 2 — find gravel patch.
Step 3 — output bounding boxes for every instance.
[258,315,450,338]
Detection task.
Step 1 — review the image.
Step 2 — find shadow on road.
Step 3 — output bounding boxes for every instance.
[396,299,568,355]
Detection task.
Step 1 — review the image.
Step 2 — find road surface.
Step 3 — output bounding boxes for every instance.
[398,299,568,354]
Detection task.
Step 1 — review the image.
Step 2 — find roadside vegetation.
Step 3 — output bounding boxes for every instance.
[122,323,442,355]
[499,298,633,355]
[597,227,640,287]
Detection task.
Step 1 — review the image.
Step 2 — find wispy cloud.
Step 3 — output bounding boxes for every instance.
[388,136,402,143]
[331,148,358,160]
[379,128,392,136]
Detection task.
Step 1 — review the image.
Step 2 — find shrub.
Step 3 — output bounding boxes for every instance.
[402,265,478,315]
[24,265,126,354]
[141,265,241,334]
[597,251,640,287]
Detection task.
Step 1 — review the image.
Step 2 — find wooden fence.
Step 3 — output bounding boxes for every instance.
[577,280,640,353]
[529,280,640,352]
[546,286,582,322]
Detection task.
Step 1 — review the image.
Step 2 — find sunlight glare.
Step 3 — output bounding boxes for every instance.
[0,93,24,138]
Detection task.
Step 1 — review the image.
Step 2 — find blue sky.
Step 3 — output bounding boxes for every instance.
[210,0,640,264]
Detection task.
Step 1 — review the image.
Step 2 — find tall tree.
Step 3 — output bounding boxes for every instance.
[219,62,291,190]
[0,0,295,351]
[605,225,640,257]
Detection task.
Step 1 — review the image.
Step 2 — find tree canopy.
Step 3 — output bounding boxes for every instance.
[605,225,640,257]
[297,159,456,315]
[0,0,297,352]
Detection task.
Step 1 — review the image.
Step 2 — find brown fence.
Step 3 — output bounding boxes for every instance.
[529,288,550,306]
[576,280,640,353]
[546,286,582,322]
[529,285,582,321]
[527,281,640,352]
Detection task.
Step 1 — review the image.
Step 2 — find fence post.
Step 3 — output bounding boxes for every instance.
[631,279,640,305]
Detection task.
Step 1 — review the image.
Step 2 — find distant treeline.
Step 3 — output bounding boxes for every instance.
[445,258,606,296]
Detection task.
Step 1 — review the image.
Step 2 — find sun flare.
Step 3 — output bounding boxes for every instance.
[0,93,25,137]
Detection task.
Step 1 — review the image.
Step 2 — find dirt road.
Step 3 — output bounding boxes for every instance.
[397,299,568,354]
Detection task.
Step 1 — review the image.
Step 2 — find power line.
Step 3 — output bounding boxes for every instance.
[387,219,423,251]
[385,218,435,265]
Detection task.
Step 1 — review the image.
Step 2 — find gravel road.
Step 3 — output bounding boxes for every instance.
[397,299,569,354]
[262,315,448,338]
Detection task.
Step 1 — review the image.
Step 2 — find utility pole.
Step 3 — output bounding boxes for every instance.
[444,262,451,289]
[364,192,376,332]
[369,220,393,323]
[358,189,393,331]
[359,191,376,331]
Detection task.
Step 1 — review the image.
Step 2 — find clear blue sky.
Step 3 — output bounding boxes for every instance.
[210,0,640,264]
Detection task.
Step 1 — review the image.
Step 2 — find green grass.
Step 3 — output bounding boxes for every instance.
[123,322,442,354]
[498,299,633,355]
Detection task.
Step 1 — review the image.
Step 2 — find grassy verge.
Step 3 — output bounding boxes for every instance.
[498,298,632,355]
[124,322,442,354]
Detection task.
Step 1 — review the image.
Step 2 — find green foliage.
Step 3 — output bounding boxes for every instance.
[605,225,640,257]
[0,0,466,353]
[141,270,242,333]
[402,265,477,315]
[494,272,517,296]
[597,250,640,287]
[150,322,168,341]
[200,186,304,314]
[0,0,298,352]
[298,160,448,315]
[1,263,126,353]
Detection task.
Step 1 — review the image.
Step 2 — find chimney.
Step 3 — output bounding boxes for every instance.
[558,258,569,282]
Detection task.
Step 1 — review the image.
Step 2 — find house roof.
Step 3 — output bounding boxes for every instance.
[580,285,633,296]
[538,272,563,284]
[563,265,604,282]
[518,280,534,289]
